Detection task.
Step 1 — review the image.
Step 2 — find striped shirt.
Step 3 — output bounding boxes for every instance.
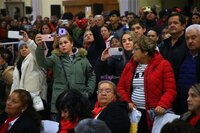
[131,64,147,109]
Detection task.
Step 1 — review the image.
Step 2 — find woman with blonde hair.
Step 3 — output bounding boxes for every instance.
[35,33,96,121]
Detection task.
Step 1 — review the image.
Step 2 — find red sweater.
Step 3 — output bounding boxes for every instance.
[117,51,177,127]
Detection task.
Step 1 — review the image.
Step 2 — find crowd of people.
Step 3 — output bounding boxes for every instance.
[0,5,200,133]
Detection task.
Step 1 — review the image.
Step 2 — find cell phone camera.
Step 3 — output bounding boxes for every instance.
[19,31,24,35]
[118,47,123,52]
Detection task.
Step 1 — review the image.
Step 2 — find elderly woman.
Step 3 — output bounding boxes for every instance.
[181,83,200,130]
[11,31,47,102]
[35,33,96,121]
[93,80,130,133]
[117,36,177,132]
[0,89,41,133]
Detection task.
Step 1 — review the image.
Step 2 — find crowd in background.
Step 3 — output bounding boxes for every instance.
[0,5,200,133]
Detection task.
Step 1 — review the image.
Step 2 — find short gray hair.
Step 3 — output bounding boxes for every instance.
[185,24,200,35]
[75,118,111,133]
[94,15,104,20]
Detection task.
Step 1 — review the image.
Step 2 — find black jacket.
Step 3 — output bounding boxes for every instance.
[97,101,130,133]
[160,34,188,81]
[3,113,41,133]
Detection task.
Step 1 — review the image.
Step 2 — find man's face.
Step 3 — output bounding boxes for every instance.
[95,17,104,27]
[109,14,119,24]
[127,14,134,23]
[147,30,158,42]
[168,16,185,35]
[131,23,146,37]
[185,28,200,53]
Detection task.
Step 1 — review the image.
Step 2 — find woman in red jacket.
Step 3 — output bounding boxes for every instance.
[117,36,177,133]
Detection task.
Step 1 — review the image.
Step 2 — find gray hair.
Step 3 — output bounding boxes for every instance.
[94,15,104,20]
[74,118,111,133]
[185,24,200,35]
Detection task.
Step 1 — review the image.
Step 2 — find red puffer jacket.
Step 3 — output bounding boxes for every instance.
[117,51,177,126]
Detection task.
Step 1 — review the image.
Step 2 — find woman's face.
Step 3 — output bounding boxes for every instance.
[187,89,200,114]
[101,26,110,40]
[84,31,94,44]
[132,44,147,63]
[59,36,73,54]
[20,45,30,58]
[97,83,116,107]
[61,109,70,120]
[42,24,51,34]
[122,34,134,51]
[110,38,120,48]
[5,92,26,117]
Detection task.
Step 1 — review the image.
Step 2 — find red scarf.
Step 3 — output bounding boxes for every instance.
[189,114,200,127]
[92,102,106,117]
[59,117,78,133]
[0,116,19,133]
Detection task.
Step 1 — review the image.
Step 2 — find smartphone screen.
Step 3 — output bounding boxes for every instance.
[108,47,123,56]
[8,31,23,39]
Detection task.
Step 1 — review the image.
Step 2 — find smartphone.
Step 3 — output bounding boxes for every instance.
[57,28,67,36]
[61,20,69,25]
[8,31,23,39]
[108,47,123,56]
[41,34,54,42]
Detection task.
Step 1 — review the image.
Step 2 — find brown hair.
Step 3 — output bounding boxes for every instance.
[53,33,73,49]
[190,83,200,96]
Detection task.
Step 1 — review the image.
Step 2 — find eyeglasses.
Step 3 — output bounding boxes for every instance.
[133,47,141,51]
[97,89,113,94]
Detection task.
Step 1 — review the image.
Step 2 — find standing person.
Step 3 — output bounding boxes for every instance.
[11,31,47,103]
[40,23,54,57]
[56,89,91,133]
[117,36,176,132]
[94,15,105,28]
[93,80,130,133]
[129,18,146,37]
[181,83,200,130]
[0,49,14,100]
[160,13,188,114]
[0,89,41,133]
[95,31,137,85]
[160,13,188,81]
[35,33,96,121]
[108,10,125,37]
[192,13,200,24]
[83,28,106,67]
[100,24,113,48]
[176,24,200,114]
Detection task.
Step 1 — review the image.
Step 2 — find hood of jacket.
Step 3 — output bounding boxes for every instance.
[51,47,87,57]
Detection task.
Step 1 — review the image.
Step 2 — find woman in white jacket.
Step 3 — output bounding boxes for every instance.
[11,31,47,101]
